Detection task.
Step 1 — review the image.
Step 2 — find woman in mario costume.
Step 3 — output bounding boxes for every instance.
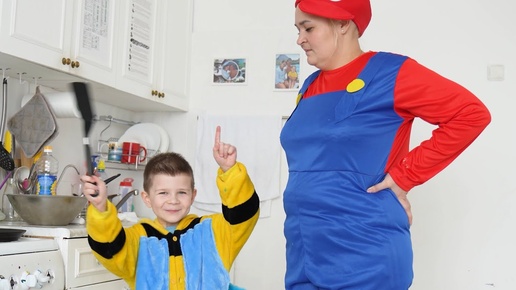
[280,0,491,289]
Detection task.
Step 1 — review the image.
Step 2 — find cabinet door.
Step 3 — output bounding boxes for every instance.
[116,0,159,102]
[116,0,190,111]
[153,0,191,111]
[0,0,74,70]
[0,0,118,86]
[63,238,121,288]
[68,0,118,86]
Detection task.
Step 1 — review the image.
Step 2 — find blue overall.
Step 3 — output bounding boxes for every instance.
[280,52,413,289]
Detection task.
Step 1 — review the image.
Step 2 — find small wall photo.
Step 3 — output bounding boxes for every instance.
[274,53,300,91]
[213,58,247,84]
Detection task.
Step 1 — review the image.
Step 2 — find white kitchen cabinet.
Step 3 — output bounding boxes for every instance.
[0,0,191,112]
[59,237,130,289]
[0,0,119,87]
[116,0,191,111]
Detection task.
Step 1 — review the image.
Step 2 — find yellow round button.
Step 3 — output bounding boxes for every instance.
[346,79,365,93]
[173,236,178,242]
[296,93,302,105]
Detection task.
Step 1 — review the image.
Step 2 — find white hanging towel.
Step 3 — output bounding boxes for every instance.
[194,113,282,216]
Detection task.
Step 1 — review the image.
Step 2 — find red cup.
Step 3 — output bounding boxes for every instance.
[121,142,147,164]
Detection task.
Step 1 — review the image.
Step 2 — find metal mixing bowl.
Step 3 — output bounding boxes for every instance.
[6,194,87,226]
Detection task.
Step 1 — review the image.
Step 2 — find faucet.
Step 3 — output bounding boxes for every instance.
[115,189,139,211]
[55,164,81,194]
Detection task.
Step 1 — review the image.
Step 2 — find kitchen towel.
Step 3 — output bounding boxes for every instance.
[194,113,282,217]
[22,91,80,118]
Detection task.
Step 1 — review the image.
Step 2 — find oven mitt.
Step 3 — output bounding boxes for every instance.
[7,86,59,158]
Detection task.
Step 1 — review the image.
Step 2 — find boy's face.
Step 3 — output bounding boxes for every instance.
[141,173,196,228]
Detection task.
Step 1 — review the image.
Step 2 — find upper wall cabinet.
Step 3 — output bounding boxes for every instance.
[116,0,191,111]
[0,0,118,87]
[0,0,191,112]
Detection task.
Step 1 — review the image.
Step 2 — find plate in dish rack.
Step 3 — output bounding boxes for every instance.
[156,125,169,153]
[118,123,162,155]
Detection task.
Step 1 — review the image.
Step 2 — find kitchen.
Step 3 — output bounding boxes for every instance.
[0,0,514,289]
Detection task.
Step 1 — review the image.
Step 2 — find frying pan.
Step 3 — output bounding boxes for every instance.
[0,228,26,242]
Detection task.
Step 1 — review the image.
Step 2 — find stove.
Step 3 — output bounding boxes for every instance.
[0,237,65,290]
[0,221,128,290]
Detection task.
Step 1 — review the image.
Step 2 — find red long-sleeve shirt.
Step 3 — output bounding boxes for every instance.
[304,51,491,191]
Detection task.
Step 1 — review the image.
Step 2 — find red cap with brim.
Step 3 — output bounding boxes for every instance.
[295,0,371,36]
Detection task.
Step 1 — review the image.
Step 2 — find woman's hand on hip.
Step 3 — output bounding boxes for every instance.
[367,173,413,225]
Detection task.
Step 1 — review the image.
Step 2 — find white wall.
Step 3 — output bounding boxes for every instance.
[187,0,516,289]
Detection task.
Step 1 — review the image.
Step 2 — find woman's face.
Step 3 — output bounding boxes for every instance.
[295,8,341,70]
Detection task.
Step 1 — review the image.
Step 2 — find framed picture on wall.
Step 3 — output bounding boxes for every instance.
[274,53,300,91]
[213,58,247,84]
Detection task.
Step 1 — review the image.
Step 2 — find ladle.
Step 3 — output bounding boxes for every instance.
[13,166,32,194]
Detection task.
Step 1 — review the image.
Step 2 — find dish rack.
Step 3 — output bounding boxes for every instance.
[95,115,146,171]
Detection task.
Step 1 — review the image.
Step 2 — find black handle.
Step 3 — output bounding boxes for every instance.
[104,173,121,185]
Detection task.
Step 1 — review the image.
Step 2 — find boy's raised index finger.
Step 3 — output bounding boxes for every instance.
[214,126,221,145]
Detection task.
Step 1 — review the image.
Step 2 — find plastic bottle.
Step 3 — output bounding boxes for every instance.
[35,145,59,195]
[117,178,134,213]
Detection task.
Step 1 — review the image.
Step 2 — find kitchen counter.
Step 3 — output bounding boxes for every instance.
[0,220,88,238]
[0,211,139,239]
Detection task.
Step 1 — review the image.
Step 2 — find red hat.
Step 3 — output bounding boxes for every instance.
[295,0,372,36]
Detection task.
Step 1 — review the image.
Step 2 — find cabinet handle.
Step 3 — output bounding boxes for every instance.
[151,90,158,96]
[62,58,71,65]
[158,92,165,98]
[71,61,80,68]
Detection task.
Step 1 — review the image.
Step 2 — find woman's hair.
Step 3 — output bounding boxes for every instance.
[143,152,195,191]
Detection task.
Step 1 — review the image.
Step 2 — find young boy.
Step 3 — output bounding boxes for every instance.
[81,126,260,290]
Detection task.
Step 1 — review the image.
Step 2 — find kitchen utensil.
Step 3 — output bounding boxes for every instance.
[13,166,33,194]
[0,170,13,190]
[72,173,121,197]
[6,194,87,226]
[104,173,121,184]
[0,228,26,242]
[0,78,15,171]
[71,82,99,197]
[7,87,59,158]
[4,130,12,154]
[72,82,94,175]
[0,171,12,191]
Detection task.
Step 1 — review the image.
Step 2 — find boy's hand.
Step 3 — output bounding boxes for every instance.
[80,175,108,212]
[213,126,237,172]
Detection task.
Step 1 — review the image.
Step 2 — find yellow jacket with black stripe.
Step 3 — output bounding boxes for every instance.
[86,162,260,290]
